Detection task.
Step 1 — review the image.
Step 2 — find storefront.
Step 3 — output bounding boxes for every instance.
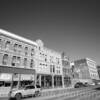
[54,75,62,87]
[64,76,71,87]
[37,74,52,89]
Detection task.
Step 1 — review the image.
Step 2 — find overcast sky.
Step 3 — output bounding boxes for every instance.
[0,0,100,64]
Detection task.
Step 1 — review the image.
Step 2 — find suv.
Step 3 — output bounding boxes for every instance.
[74,82,87,88]
[9,85,41,100]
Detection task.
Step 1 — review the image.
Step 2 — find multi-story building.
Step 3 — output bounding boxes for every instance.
[61,52,72,87]
[36,40,63,88]
[73,58,99,84]
[0,29,37,83]
[96,65,100,79]
[0,29,64,89]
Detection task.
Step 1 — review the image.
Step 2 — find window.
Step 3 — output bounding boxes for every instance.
[24,47,28,56]
[11,56,16,66]
[14,43,18,52]
[31,48,34,56]
[50,65,52,73]
[2,54,8,65]
[0,39,2,49]
[45,58,47,62]
[5,41,10,50]
[30,59,34,68]
[23,58,27,67]
[53,65,55,73]
[17,57,21,66]
[18,45,22,53]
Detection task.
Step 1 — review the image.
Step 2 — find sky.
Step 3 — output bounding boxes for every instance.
[0,0,100,64]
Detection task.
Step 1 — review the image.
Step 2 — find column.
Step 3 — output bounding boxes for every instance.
[16,74,21,89]
[62,75,64,88]
[34,73,37,86]
[52,75,54,88]
[39,74,41,86]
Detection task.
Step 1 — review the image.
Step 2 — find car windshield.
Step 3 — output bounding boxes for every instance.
[25,85,35,89]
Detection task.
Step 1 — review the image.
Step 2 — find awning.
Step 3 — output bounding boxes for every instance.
[0,66,36,74]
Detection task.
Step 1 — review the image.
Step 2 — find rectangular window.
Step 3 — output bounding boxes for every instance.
[31,48,34,56]
[18,45,22,53]
[5,41,10,50]
[11,56,16,66]
[24,47,28,56]
[30,59,34,68]
[17,57,21,66]
[50,65,52,73]
[23,58,27,67]
[14,43,18,52]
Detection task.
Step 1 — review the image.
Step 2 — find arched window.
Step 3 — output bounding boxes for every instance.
[2,54,8,65]
[5,41,10,50]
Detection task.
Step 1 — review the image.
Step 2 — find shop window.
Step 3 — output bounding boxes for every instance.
[11,56,16,66]
[30,59,34,68]
[23,58,27,67]
[2,54,8,65]
[5,41,10,50]
[14,43,18,52]
[31,48,34,56]
[24,47,28,56]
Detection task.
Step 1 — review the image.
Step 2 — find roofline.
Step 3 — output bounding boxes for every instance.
[86,58,96,63]
[0,29,37,46]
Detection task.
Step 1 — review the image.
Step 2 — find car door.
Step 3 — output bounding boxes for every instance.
[23,86,32,96]
[30,85,35,95]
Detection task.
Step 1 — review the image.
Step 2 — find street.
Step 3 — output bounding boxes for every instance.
[22,85,100,100]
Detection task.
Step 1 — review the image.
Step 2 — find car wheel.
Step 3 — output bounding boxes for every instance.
[15,93,22,100]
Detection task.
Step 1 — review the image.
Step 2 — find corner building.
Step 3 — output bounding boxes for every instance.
[0,29,64,89]
[0,29,37,86]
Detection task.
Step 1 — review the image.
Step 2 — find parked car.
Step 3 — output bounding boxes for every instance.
[74,82,87,88]
[9,85,41,100]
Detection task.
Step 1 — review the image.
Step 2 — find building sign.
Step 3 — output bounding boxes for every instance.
[21,74,34,80]
[0,73,12,81]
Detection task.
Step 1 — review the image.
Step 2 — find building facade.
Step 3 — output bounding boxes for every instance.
[73,58,99,84]
[61,52,72,87]
[96,65,100,79]
[0,29,37,86]
[0,29,64,89]
[36,40,63,88]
